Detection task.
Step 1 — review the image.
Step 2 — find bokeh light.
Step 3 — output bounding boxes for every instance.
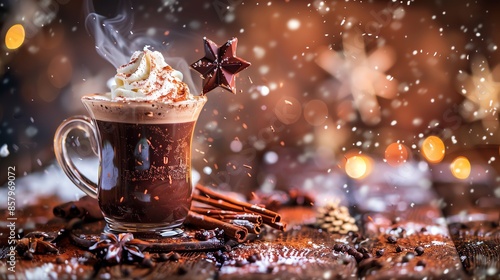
[421,136,445,164]
[287,19,300,30]
[303,99,328,126]
[345,155,372,179]
[47,55,73,89]
[274,96,302,125]
[263,151,278,164]
[384,142,409,167]
[450,156,471,180]
[5,24,25,50]
[230,139,243,152]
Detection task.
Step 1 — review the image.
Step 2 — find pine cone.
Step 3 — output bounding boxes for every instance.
[315,202,359,234]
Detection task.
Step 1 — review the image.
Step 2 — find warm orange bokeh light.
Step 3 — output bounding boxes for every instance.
[5,24,25,50]
[345,155,372,179]
[384,142,409,167]
[450,156,471,180]
[421,136,445,164]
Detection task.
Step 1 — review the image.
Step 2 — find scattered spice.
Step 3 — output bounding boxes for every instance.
[141,254,155,268]
[387,235,398,244]
[213,250,230,265]
[415,246,425,256]
[402,252,415,263]
[55,256,65,264]
[170,252,181,261]
[363,252,373,259]
[194,229,217,241]
[16,231,59,255]
[333,243,344,252]
[353,252,364,262]
[159,252,174,262]
[246,253,260,263]
[417,259,427,267]
[396,245,403,253]
[23,251,34,260]
[376,249,385,257]
[358,247,369,254]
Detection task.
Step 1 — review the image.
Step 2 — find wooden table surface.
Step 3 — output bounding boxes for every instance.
[1,168,499,280]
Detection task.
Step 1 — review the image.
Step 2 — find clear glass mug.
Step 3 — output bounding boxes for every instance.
[54,94,206,236]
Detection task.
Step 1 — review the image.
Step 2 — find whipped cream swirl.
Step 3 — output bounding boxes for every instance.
[109,46,191,102]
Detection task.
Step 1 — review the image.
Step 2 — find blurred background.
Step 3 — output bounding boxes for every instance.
[1,0,500,209]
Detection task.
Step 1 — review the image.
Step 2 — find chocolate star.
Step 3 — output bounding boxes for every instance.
[89,232,149,265]
[191,37,251,94]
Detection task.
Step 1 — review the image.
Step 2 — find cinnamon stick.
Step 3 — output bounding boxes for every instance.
[195,184,282,223]
[268,222,287,231]
[185,211,248,243]
[223,219,261,234]
[190,207,239,216]
[190,208,263,225]
[53,196,103,221]
[193,194,280,226]
[219,214,263,225]
[192,194,243,212]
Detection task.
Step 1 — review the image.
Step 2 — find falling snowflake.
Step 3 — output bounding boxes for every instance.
[457,55,500,132]
[0,144,9,157]
[316,30,398,125]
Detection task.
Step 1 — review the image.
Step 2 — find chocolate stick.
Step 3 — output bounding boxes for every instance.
[185,211,248,243]
[146,238,224,252]
[70,232,225,252]
[195,184,282,223]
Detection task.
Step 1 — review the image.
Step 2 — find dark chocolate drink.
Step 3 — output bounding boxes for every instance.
[96,120,196,227]
[74,95,206,234]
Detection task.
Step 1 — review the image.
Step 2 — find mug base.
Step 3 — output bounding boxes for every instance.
[104,217,184,237]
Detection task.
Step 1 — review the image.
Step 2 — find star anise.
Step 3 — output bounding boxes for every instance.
[16,231,59,255]
[89,233,149,265]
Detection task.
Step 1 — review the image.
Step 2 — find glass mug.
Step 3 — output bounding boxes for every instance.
[54,94,206,236]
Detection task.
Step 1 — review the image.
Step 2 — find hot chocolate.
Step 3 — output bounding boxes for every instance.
[96,120,196,226]
[54,46,206,235]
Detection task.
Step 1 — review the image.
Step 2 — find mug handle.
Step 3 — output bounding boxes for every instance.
[54,115,99,199]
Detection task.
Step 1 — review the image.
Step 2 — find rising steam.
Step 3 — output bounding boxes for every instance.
[84,0,199,94]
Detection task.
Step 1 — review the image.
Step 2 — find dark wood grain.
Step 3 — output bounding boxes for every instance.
[217,226,358,280]
[359,206,467,279]
[2,174,500,279]
[434,181,500,278]
[448,221,500,278]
